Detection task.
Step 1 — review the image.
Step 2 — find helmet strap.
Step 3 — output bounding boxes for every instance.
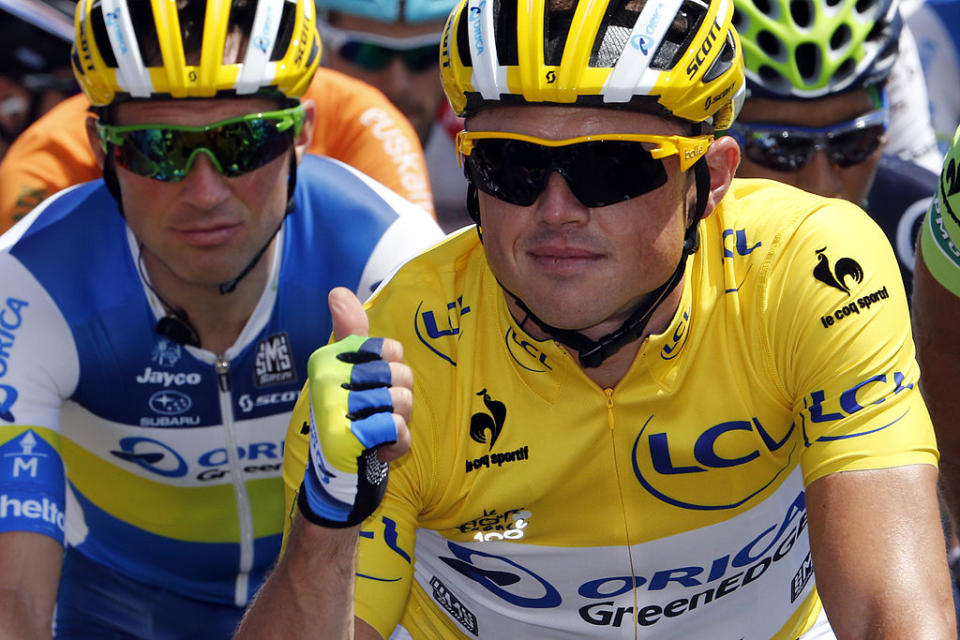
[499,154,712,369]
[466,182,484,242]
[102,151,127,218]
[218,151,297,295]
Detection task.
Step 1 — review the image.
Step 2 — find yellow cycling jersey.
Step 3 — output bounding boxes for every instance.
[283,178,937,639]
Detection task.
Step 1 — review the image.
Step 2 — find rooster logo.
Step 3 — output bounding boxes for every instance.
[469,389,506,450]
[813,248,863,294]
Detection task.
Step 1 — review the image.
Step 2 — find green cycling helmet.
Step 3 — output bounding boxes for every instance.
[733,0,902,98]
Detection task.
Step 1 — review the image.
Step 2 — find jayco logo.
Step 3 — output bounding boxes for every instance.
[470,389,505,450]
[136,367,202,387]
[813,247,863,295]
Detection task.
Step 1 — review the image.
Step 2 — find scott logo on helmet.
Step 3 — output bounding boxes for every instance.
[685,20,720,79]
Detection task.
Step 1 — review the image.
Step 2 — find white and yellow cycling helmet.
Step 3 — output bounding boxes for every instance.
[71,0,322,106]
[440,0,745,128]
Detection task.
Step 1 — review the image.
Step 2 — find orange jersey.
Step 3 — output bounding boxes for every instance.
[0,67,433,233]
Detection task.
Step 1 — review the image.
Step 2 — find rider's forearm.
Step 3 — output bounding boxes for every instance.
[235,515,360,640]
[0,589,53,640]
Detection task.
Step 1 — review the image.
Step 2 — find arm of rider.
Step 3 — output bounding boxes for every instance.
[806,463,956,638]
[0,531,63,640]
[913,256,960,551]
[235,288,412,640]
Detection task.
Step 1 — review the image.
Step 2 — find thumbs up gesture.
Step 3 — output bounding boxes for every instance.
[298,288,412,529]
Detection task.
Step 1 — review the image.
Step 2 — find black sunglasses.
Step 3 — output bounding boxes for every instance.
[457,132,712,208]
[727,107,888,172]
[320,22,441,73]
[338,41,440,72]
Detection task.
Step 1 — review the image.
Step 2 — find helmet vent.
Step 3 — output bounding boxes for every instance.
[757,30,781,57]
[830,23,852,50]
[545,6,576,66]
[269,1,298,61]
[494,0,520,66]
[175,3,209,65]
[754,0,775,18]
[592,0,647,68]
[833,56,855,82]
[789,0,812,28]
[124,1,162,66]
[703,31,737,81]
[650,0,707,71]
[731,8,747,31]
[854,0,877,15]
[758,64,785,88]
[226,3,257,62]
[795,41,819,80]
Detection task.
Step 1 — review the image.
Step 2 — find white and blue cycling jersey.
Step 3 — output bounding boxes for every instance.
[0,153,442,635]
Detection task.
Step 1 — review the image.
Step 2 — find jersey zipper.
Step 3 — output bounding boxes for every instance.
[215,354,255,607]
[605,388,615,431]
[604,388,640,640]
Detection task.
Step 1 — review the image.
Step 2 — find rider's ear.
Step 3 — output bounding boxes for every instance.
[701,135,740,220]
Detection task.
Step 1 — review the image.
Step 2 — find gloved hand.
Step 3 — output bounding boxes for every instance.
[298,334,399,528]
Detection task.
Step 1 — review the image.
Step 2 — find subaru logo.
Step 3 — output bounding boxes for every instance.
[148,390,192,416]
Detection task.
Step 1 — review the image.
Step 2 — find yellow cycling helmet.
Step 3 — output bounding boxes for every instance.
[440,0,745,128]
[72,0,322,106]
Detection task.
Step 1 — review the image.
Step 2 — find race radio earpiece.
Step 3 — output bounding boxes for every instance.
[137,244,202,348]
[155,311,201,348]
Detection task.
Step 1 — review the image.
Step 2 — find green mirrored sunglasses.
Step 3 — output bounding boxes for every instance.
[96,105,305,182]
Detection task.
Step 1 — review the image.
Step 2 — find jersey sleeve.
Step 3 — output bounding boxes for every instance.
[347,168,445,301]
[0,94,101,234]
[757,195,938,485]
[304,68,436,218]
[919,124,960,296]
[0,254,80,544]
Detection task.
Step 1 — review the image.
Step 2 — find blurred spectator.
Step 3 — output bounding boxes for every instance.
[317,0,470,232]
[902,0,960,152]
[0,0,77,160]
[885,23,945,172]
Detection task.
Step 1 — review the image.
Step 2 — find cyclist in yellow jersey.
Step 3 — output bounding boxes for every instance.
[913,125,960,591]
[238,0,956,638]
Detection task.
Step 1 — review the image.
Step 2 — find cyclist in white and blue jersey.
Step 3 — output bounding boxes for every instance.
[0,1,442,638]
